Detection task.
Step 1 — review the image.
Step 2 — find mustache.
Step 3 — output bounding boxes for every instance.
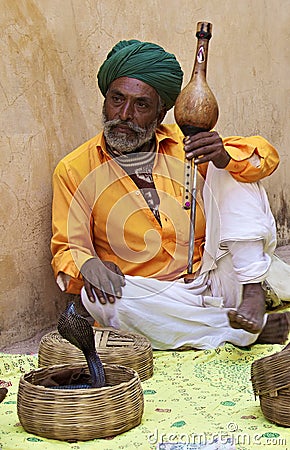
[104,118,148,134]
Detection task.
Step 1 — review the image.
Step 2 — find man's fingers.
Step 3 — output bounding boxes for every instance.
[94,275,117,303]
[110,271,125,298]
[106,278,121,302]
[104,264,125,299]
[184,131,222,159]
[84,279,96,303]
[82,260,124,304]
[84,278,111,305]
[186,151,209,163]
[104,262,126,286]
[184,131,218,147]
[92,287,108,305]
[115,266,126,286]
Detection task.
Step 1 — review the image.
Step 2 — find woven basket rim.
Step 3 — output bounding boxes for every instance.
[40,329,152,355]
[252,346,290,367]
[38,328,153,381]
[20,362,140,392]
[43,327,151,343]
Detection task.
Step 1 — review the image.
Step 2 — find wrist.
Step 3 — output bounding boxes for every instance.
[218,150,231,169]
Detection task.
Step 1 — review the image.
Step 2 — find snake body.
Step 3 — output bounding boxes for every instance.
[55,302,106,389]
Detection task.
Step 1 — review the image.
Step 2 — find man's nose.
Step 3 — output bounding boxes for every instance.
[119,101,134,121]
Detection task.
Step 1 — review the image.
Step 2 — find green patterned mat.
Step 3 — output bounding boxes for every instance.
[1,344,290,450]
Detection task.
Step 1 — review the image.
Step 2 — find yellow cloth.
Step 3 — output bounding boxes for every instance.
[51,124,279,294]
[1,344,290,449]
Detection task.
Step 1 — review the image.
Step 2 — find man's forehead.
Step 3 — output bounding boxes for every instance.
[108,77,159,100]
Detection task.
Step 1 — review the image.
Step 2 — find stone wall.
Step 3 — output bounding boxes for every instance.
[1,0,289,346]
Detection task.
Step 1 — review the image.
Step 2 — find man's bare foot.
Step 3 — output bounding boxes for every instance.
[228,283,266,334]
[256,312,290,344]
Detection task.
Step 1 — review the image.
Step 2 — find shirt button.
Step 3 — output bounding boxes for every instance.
[136,191,140,195]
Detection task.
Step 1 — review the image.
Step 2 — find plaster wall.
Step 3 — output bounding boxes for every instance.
[1,0,289,346]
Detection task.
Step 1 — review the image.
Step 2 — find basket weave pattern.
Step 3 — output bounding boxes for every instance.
[251,346,290,427]
[38,328,153,381]
[17,363,144,441]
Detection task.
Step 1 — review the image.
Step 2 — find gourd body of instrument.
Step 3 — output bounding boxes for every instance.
[174,21,218,135]
[174,21,218,273]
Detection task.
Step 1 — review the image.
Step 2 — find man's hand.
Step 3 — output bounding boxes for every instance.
[80,258,125,304]
[184,131,231,169]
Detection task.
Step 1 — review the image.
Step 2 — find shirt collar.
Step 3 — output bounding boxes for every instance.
[155,125,179,146]
[95,125,179,159]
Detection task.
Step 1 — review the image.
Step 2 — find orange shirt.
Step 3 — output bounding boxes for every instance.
[51,124,279,294]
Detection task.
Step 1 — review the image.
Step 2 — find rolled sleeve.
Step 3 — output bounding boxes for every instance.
[223,135,279,182]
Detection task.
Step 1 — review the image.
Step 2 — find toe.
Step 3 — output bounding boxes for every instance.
[228,310,261,333]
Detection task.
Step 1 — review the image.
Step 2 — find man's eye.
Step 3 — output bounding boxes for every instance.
[112,96,122,103]
[137,102,149,109]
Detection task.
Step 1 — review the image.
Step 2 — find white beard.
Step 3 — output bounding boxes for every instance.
[103,114,157,154]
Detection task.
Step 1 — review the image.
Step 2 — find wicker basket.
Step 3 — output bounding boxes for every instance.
[17,363,144,441]
[251,344,290,427]
[38,328,153,381]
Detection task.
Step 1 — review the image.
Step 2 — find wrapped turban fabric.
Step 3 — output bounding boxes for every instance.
[97,39,183,110]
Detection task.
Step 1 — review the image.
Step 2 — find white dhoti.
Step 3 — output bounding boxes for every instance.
[81,163,286,350]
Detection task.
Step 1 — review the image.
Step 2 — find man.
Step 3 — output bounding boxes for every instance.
[51,39,290,350]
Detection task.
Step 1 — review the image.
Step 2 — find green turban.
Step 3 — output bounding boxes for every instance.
[97,39,183,110]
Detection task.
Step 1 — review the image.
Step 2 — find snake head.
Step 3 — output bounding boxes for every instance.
[57,302,95,354]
